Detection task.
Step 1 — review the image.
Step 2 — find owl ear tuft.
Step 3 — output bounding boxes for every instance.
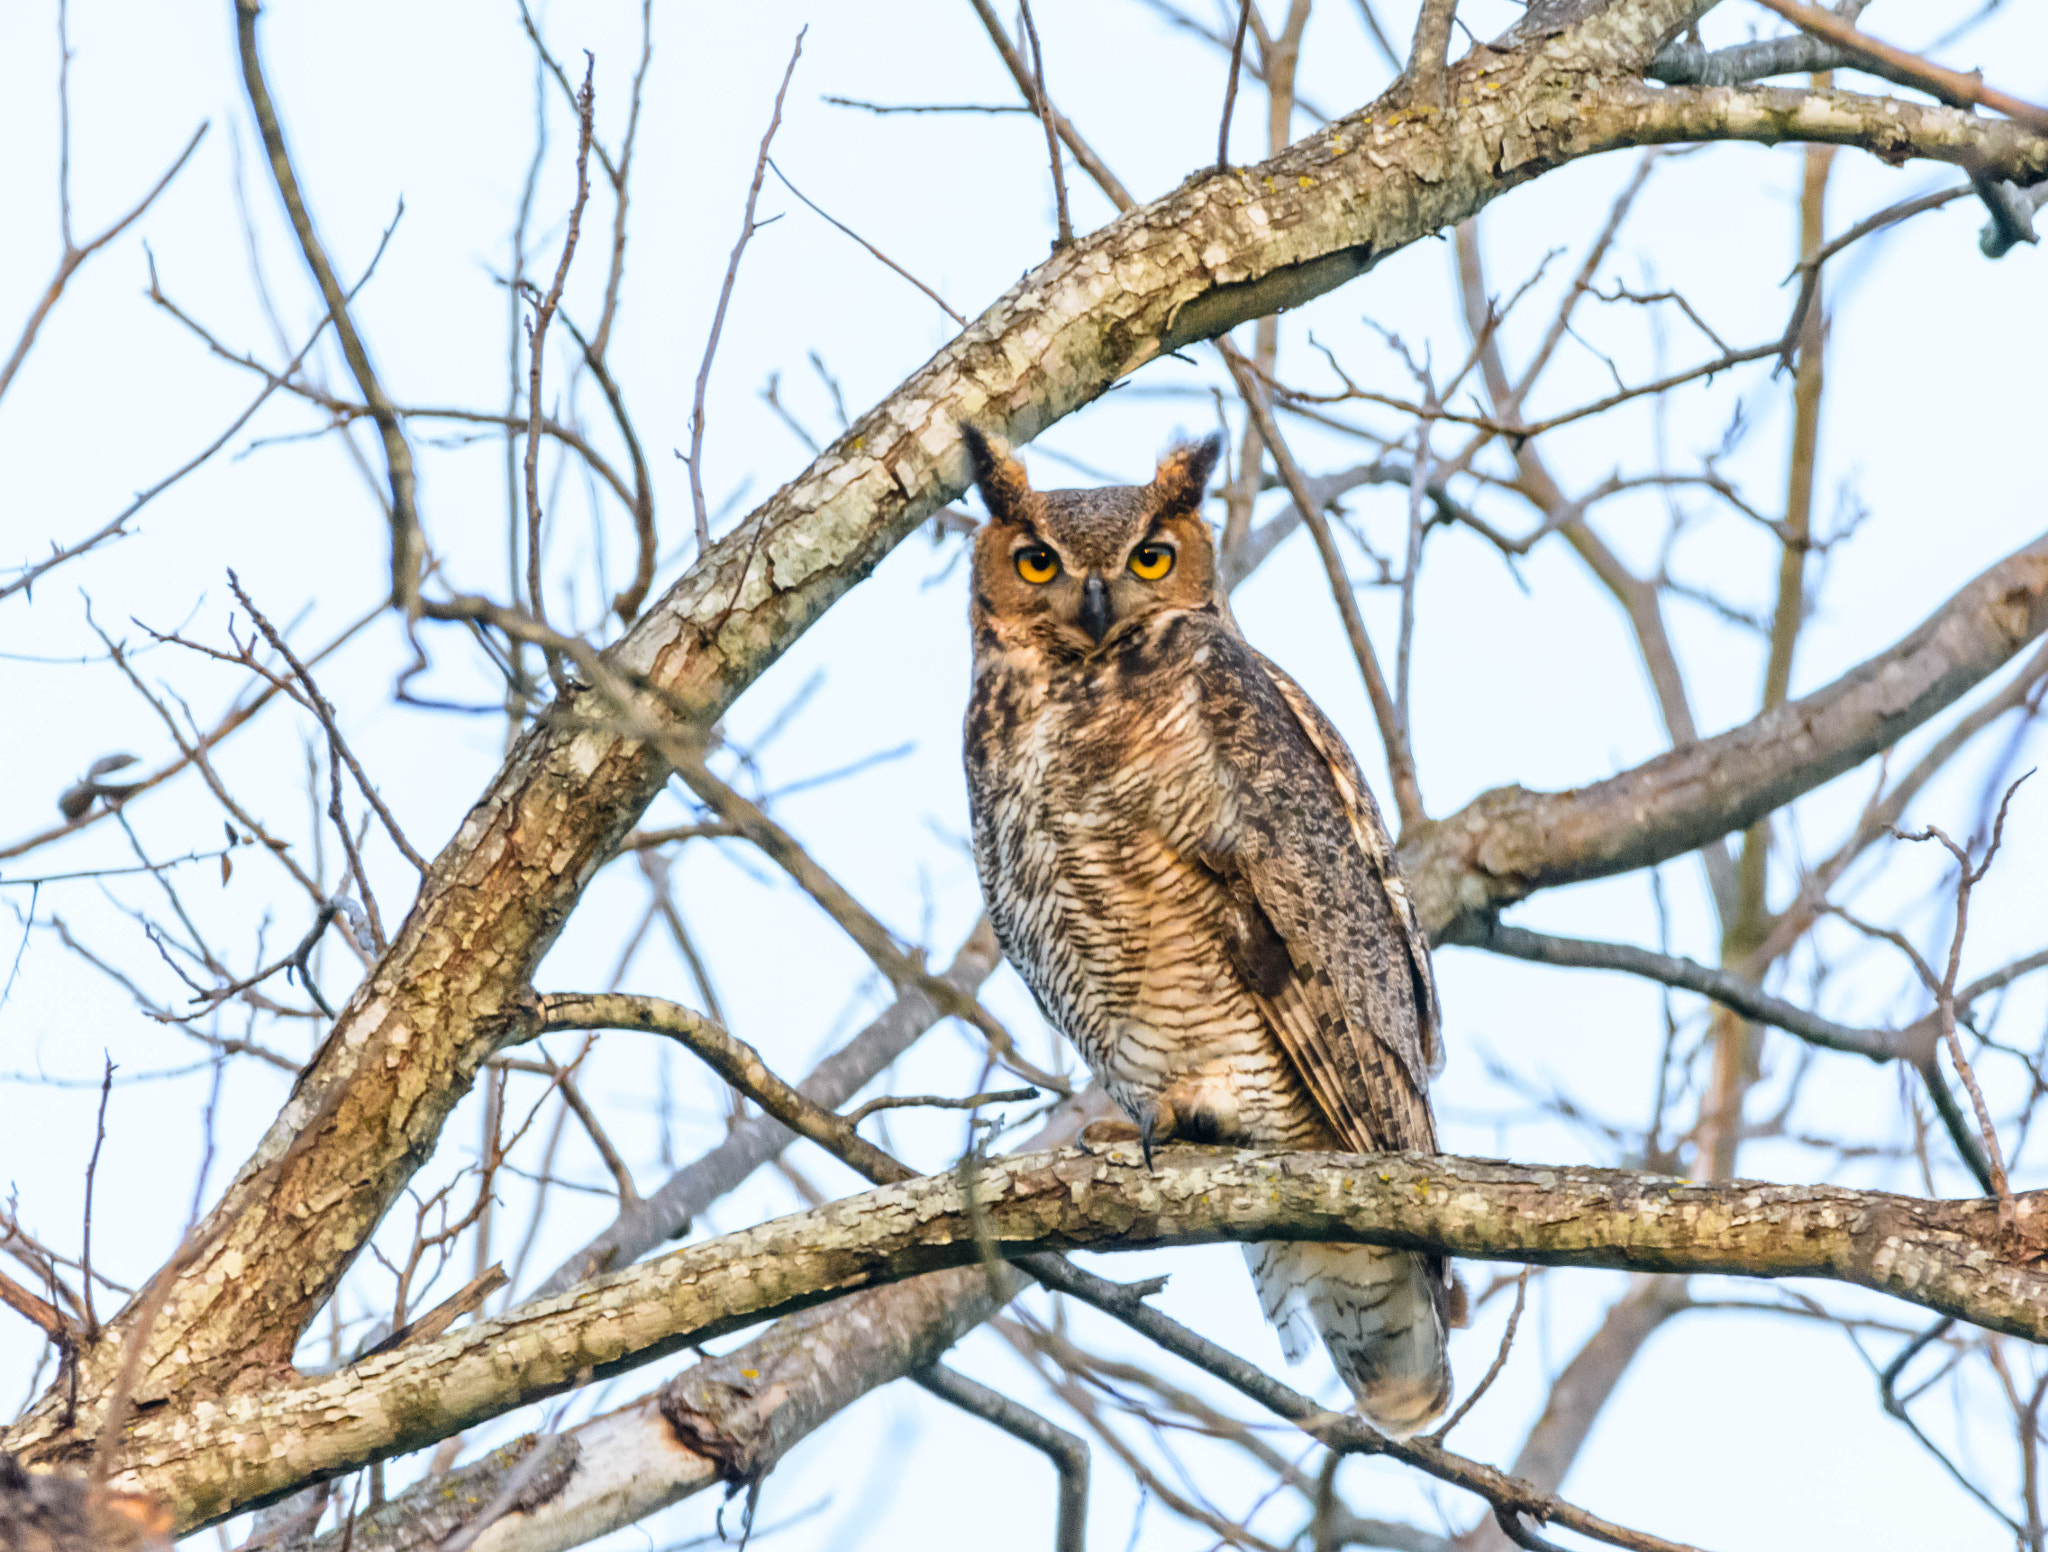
[1152,433,1223,515]
[960,422,1034,526]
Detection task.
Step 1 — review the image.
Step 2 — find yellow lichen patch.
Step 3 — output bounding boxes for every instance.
[1298,176,1316,188]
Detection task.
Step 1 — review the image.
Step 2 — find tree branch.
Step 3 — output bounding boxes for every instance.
[1451,918,1924,1062]
[1748,0,2048,134]
[234,0,422,612]
[1399,531,2048,936]
[915,1363,1089,1552]
[55,1147,2048,1528]
[530,917,1002,1297]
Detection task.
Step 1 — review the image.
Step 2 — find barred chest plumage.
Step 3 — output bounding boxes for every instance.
[963,609,1332,1151]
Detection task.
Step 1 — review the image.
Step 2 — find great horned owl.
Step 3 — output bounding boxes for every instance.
[960,425,1456,1433]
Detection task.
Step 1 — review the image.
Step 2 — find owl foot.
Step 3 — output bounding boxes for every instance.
[1138,1097,1180,1171]
[1076,1099,1188,1169]
[1076,1117,1142,1156]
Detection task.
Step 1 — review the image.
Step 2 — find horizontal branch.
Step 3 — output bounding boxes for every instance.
[85,1147,2048,1529]
[298,1091,1110,1552]
[1453,920,1922,1063]
[1648,32,1866,87]
[1400,531,2048,934]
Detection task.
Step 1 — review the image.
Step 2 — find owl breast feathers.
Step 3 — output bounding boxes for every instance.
[958,424,1457,1433]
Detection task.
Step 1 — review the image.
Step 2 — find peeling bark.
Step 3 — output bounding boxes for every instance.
[41,1147,2048,1530]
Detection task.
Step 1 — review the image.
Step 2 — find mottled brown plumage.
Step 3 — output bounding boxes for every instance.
[959,425,1455,1432]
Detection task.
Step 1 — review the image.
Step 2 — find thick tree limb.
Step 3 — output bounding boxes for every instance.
[291,1093,1113,1552]
[51,1146,2048,1528]
[278,1266,1034,1552]
[33,0,2048,1476]
[1399,531,2048,935]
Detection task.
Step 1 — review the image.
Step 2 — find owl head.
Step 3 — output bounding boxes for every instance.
[961,424,1223,656]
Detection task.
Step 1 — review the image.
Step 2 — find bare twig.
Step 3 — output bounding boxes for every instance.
[359,1267,508,1359]
[845,1087,1038,1127]
[1429,1266,1528,1442]
[686,29,804,552]
[79,1057,113,1337]
[1457,919,1924,1065]
[1026,1254,1707,1552]
[1218,1,1254,170]
[1894,777,2033,1221]
[766,159,966,326]
[527,992,913,1187]
[915,1362,1089,1552]
[666,749,1063,1090]
[3,218,395,606]
[964,0,1135,213]
[1017,0,1073,248]
[228,573,428,874]
[823,95,1031,115]
[0,97,205,409]
[523,57,596,696]
[1219,341,1425,830]
[531,917,1002,1298]
[234,0,422,611]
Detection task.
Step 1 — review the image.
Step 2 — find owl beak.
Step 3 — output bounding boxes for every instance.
[1078,574,1113,643]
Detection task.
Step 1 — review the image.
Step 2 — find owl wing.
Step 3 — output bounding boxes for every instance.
[1190,629,1440,1154]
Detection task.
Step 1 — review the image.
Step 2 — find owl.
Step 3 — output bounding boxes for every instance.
[959,425,1457,1434]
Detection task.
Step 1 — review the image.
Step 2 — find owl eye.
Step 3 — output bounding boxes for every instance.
[1015,546,1060,584]
[1128,543,1175,581]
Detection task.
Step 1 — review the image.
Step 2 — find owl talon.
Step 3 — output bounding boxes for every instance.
[1137,1097,1177,1171]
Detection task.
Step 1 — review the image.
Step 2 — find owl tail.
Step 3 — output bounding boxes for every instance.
[1244,1241,1452,1436]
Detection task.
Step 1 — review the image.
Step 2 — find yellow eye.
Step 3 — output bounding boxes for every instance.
[1015,546,1060,584]
[1128,544,1175,581]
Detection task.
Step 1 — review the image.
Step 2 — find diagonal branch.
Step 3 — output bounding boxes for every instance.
[235,0,422,612]
[1220,341,1427,829]
[1399,530,2048,936]
[1404,0,1459,107]
[1748,0,2048,134]
[915,1362,1090,1552]
[526,992,912,1187]
[530,917,1002,1297]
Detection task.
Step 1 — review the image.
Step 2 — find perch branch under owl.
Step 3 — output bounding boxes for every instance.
[67,1145,2048,1532]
